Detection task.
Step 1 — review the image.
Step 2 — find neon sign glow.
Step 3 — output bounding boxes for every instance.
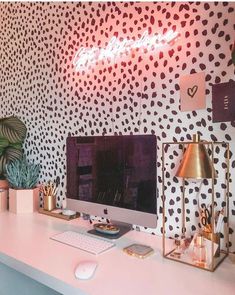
[73,30,179,72]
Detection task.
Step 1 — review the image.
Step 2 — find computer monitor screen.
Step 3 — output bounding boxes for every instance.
[66,135,157,228]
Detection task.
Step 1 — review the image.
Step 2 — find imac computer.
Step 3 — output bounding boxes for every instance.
[66,135,157,237]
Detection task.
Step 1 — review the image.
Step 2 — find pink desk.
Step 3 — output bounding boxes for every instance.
[0,212,234,295]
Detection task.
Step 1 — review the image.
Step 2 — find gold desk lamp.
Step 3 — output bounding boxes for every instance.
[162,134,230,271]
[175,133,217,239]
[175,133,217,179]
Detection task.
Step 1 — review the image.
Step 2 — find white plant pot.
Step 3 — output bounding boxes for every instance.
[9,187,39,214]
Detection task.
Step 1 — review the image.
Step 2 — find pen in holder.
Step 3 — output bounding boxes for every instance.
[42,181,57,211]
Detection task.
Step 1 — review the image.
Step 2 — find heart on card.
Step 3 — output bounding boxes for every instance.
[187,85,198,98]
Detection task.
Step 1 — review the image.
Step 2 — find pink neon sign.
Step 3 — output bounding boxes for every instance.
[73,30,179,72]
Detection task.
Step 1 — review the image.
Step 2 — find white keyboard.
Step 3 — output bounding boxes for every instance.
[51,231,115,255]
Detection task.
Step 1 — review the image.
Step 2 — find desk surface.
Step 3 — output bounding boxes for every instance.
[0,212,234,295]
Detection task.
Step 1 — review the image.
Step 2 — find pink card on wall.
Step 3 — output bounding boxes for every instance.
[180,72,206,112]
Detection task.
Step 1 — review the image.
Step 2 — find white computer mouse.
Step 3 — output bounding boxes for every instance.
[74,261,98,280]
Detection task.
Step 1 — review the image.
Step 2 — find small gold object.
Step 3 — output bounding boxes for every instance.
[123,244,154,259]
[41,181,57,211]
[195,235,204,246]
[170,252,181,259]
[170,239,182,259]
[192,234,206,268]
[202,230,220,257]
[43,194,56,211]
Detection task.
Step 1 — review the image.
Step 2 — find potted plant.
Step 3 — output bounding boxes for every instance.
[6,156,40,213]
[0,116,27,189]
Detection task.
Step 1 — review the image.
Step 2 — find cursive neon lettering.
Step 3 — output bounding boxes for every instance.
[73,29,179,72]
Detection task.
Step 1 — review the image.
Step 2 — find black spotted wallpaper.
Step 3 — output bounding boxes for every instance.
[0,2,235,249]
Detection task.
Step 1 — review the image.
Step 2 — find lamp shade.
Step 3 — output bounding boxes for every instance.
[175,134,217,179]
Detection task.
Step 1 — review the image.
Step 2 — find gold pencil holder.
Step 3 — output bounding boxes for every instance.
[43,195,56,211]
[202,231,220,257]
[41,180,58,211]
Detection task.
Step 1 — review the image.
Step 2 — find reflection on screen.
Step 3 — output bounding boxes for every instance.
[67,135,156,214]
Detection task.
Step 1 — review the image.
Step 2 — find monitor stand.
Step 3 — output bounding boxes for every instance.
[87,221,132,240]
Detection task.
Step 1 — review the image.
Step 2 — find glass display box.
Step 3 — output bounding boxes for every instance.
[162,135,230,271]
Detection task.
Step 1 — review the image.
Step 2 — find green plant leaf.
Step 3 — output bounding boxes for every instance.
[9,142,22,150]
[0,156,7,177]
[0,137,9,149]
[0,116,27,143]
[0,147,23,176]
[4,147,23,162]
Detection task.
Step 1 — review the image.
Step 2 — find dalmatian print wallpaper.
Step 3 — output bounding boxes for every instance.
[0,2,235,249]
